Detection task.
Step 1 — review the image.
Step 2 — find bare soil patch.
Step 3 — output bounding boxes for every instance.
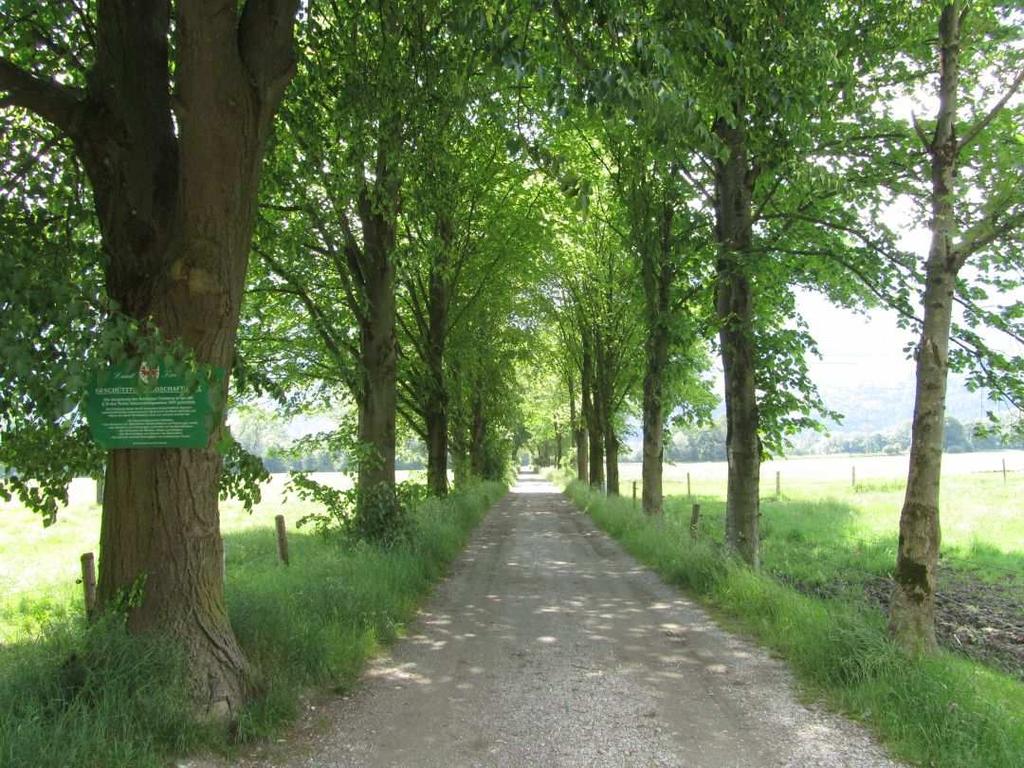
[863,569,1024,679]
[781,568,1024,679]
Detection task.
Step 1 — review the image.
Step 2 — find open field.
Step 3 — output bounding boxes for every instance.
[621,447,1024,494]
[621,449,1024,564]
[0,471,422,642]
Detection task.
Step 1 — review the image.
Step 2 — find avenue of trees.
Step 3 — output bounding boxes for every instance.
[1,0,1021,719]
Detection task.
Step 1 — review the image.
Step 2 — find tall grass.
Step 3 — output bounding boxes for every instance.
[228,481,506,739]
[658,470,1024,591]
[0,481,505,767]
[0,617,205,768]
[564,480,1024,768]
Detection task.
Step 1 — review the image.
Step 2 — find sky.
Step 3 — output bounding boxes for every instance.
[796,290,917,391]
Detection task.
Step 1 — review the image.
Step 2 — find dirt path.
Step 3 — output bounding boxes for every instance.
[206,474,902,767]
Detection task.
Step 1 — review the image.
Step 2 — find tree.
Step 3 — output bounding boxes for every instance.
[891,2,1024,653]
[0,95,104,519]
[612,139,714,514]
[551,181,643,495]
[250,0,439,530]
[660,1,875,565]
[517,339,571,468]
[397,91,544,495]
[0,0,299,716]
[447,295,530,484]
[249,2,530,521]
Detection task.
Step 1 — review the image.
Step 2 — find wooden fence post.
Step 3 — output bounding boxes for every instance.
[687,472,691,498]
[689,503,701,540]
[1002,458,1007,484]
[775,471,781,498]
[632,481,637,509]
[80,552,96,619]
[851,466,856,489]
[275,514,290,566]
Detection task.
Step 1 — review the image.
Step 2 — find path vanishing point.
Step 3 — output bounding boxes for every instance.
[207,473,902,768]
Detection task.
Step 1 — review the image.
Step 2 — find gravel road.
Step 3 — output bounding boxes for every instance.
[201,473,902,768]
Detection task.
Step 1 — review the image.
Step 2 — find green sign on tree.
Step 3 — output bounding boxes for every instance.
[85,361,224,449]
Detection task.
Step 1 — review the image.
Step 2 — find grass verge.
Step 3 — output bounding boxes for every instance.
[0,480,505,768]
[563,479,1024,768]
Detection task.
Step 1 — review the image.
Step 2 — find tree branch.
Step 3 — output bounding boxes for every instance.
[911,112,931,151]
[238,0,300,103]
[0,57,84,134]
[958,208,1024,266]
[957,66,1024,154]
[253,245,355,370]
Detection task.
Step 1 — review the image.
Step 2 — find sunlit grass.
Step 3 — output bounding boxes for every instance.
[654,469,1024,598]
[0,471,423,641]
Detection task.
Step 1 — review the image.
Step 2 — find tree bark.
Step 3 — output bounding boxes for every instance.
[469,391,487,477]
[424,227,450,496]
[714,114,760,568]
[353,124,401,510]
[425,404,448,495]
[581,331,604,489]
[100,449,251,719]
[0,0,301,719]
[640,319,668,514]
[890,3,961,654]
[568,375,588,482]
[640,197,673,515]
[603,412,619,496]
[356,195,398,505]
[575,426,588,483]
[595,334,619,496]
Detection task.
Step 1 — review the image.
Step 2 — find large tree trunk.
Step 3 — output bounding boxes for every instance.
[354,131,401,510]
[569,373,588,482]
[891,4,961,654]
[14,0,304,721]
[425,405,448,495]
[100,449,251,719]
[575,426,588,483]
[581,332,604,489]
[587,415,604,490]
[640,320,668,514]
[0,15,302,726]
[357,222,398,505]
[469,391,487,477]
[424,252,449,495]
[603,415,619,496]
[714,115,760,568]
[595,337,619,496]
[640,199,673,515]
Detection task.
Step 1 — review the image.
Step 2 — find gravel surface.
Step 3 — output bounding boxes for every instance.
[192,474,904,768]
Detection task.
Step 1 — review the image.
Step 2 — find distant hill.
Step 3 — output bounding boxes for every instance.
[597,372,1011,458]
[819,374,996,435]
